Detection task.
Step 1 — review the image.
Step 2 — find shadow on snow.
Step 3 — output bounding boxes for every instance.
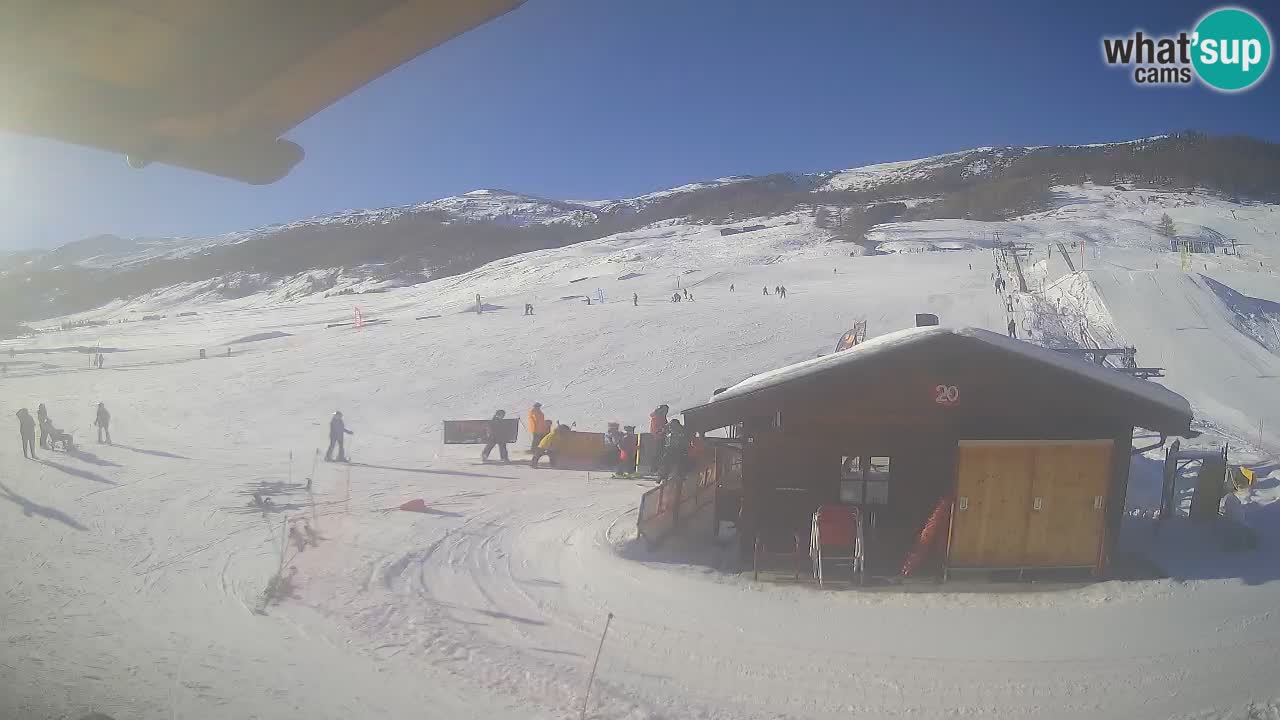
[0,481,87,531]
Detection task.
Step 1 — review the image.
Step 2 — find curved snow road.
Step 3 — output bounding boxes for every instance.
[286,461,1280,720]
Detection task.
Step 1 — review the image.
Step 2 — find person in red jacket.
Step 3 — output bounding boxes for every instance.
[648,404,669,472]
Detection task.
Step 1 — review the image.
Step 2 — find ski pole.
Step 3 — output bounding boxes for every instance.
[579,612,614,720]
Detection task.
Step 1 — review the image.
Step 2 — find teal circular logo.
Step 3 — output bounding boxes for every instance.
[1192,8,1272,91]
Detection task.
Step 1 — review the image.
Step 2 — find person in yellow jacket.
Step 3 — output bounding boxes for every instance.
[527,403,547,450]
[531,423,567,468]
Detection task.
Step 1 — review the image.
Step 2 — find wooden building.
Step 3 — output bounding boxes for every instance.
[681,326,1193,578]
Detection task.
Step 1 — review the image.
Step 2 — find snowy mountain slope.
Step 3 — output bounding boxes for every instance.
[7,136,1280,719]
[419,188,601,225]
[816,148,993,191]
[4,194,1280,720]
[1087,270,1280,448]
[5,182,760,276]
[809,141,1159,193]
[3,134,1277,333]
[56,212,837,319]
[5,134,1229,281]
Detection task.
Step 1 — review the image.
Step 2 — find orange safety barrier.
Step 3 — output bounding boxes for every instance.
[902,496,953,577]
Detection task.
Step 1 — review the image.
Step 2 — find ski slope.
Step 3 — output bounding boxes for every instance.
[3,187,1280,720]
[1088,270,1280,452]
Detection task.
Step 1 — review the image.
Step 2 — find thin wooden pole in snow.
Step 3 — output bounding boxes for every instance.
[580,612,613,720]
[278,514,289,576]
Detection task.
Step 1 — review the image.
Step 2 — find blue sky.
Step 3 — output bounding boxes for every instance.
[2,0,1277,250]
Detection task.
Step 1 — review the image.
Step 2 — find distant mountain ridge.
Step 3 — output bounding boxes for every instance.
[2,131,1277,326]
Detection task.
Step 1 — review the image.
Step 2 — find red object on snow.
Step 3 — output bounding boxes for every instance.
[399,498,428,512]
[811,504,861,585]
[901,496,953,577]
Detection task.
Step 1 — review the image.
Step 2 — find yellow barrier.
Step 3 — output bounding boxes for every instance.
[551,431,614,470]
[1232,466,1257,490]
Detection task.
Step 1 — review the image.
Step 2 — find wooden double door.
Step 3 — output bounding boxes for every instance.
[949,440,1113,569]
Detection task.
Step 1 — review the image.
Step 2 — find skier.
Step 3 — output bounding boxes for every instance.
[730,283,735,292]
[601,422,623,467]
[36,404,49,449]
[324,410,352,462]
[633,293,638,307]
[527,402,547,450]
[683,288,689,300]
[687,292,694,302]
[16,408,36,460]
[671,293,681,303]
[616,425,638,477]
[648,404,669,472]
[531,423,568,468]
[94,402,112,445]
[1007,318,1017,339]
[658,418,691,483]
[480,409,510,462]
[762,286,769,296]
[779,286,787,299]
[524,303,534,316]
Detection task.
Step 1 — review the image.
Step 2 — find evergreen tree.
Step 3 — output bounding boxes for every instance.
[1157,213,1176,238]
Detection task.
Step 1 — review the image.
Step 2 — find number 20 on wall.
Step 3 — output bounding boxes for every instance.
[934,384,960,406]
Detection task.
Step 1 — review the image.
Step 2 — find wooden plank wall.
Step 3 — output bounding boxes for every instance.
[950,440,1112,569]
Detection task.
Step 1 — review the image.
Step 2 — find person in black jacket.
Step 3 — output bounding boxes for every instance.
[480,410,510,462]
[94,403,112,445]
[324,411,353,462]
[17,408,36,459]
[657,419,691,483]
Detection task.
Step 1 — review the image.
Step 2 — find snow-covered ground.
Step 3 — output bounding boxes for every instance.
[3,184,1280,719]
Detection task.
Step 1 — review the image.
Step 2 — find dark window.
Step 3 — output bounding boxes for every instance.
[839,455,863,503]
[839,454,891,505]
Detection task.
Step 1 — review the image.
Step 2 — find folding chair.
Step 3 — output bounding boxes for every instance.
[810,505,866,585]
[752,488,811,581]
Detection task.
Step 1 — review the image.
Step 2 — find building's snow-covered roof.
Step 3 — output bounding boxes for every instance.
[699,325,1192,431]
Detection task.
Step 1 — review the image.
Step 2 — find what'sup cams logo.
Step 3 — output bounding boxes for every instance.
[1103,7,1271,92]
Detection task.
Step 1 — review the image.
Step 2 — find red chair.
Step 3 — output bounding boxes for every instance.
[810,505,866,586]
